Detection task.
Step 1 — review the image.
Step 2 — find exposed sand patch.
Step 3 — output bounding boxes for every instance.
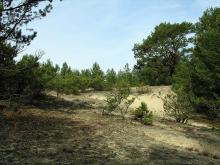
[130,86,171,117]
[87,86,171,117]
[1,88,220,164]
[46,87,220,160]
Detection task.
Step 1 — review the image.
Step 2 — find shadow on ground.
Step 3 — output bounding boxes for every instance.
[0,99,219,164]
[148,144,219,165]
[0,112,117,164]
[26,95,92,112]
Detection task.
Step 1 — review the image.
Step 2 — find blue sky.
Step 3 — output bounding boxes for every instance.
[23,0,220,71]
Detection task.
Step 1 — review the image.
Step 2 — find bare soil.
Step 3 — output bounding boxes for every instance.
[0,86,219,164]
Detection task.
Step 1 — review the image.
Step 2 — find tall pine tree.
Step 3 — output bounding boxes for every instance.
[190,8,220,118]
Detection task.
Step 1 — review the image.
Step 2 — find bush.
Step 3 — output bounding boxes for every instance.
[133,102,147,119]
[163,91,192,123]
[104,86,135,119]
[143,112,153,125]
[120,97,135,119]
[104,91,120,115]
[133,102,153,125]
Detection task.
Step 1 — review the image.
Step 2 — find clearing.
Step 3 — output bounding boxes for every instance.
[0,86,219,164]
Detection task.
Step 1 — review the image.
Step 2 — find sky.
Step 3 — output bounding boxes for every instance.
[23,0,220,71]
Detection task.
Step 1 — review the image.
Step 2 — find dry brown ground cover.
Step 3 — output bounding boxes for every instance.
[0,86,219,164]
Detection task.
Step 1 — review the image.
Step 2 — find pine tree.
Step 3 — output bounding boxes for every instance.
[133,22,194,85]
[106,68,117,89]
[91,62,105,90]
[190,8,220,118]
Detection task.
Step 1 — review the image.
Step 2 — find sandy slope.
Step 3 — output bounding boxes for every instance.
[88,86,171,117]
[47,86,220,161]
[1,107,219,164]
[130,86,171,117]
[52,86,171,117]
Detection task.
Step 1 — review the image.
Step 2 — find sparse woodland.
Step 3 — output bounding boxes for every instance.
[0,1,220,164]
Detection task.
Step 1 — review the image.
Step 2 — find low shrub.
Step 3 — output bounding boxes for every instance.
[120,97,135,119]
[133,102,153,125]
[133,102,147,119]
[143,112,153,125]
[105,91,121,115]
[162,91,192,123]
[104,86,135,119]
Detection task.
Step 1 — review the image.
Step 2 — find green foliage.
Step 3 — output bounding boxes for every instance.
[135,57,170,85]
[133,102,148,119]
[56,64,81,95]
[133,102,153,125]
[0,42,18,98]
[120,97,135,119]
[189,8,220,118]
[60,62,72,77]
[52,75,64,97]
[163,91,192,123]
[0,53,46,102]
[117,63,137,87]
[172,60,191,92]
[0,95,20,111]
[39,59,59,90]
[2,2,218,123]
[16,55,43,98]
[91,62,105,91]
[0,0,59,47]
[43,62,81,97]
[105,91,121,114]
[79,69,92,92]
[104,86,135,119]
[106,68,117,89]
[0,0,59,104]
[133,22,194,85]
[143,112,153,125]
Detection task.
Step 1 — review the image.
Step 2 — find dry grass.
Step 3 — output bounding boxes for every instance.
[0,86,219,164]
